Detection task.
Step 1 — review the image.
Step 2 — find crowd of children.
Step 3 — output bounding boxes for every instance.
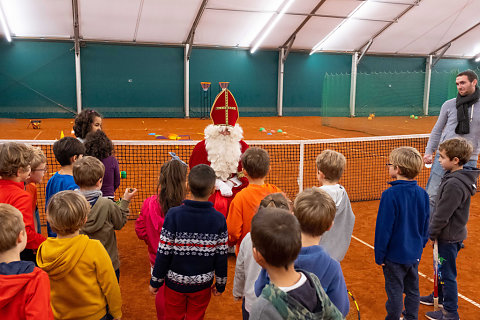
[0,108,477,320]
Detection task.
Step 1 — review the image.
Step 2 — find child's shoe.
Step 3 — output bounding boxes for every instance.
[420,293,443,308]
[425,310,459,320]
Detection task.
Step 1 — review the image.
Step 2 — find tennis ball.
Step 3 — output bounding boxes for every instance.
[410,115,414,119]
[414,116,418,120]
[259,127,265,132]
[368,116,372,120]
[120,171,127,179]
[277,129,283,133]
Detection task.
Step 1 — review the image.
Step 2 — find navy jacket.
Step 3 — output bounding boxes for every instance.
[374,180,430,265]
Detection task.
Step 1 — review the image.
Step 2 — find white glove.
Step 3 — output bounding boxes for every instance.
[215,179,233,197]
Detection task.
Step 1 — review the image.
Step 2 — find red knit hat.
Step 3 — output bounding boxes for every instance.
[210,89,239,127]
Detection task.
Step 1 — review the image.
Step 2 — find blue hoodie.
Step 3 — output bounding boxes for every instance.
[374,180,430,265]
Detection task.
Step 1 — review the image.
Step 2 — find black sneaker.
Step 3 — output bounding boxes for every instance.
[420,293,443,308]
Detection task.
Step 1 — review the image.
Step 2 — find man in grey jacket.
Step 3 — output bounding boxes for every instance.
[423,70,480,214]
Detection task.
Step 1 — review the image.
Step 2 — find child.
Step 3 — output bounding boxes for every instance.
[36,190,122,320]
[149,164,228,319]
[84,130,120,199]
[316,150,355,261]
[249,207,343,319]
[0,142,45,262]
[135,154,188,320]
[233,193,291,320]
[0,203,53,320]
[374,147,430,320]
[45,136,85,237]
[73,109,102,143]
[421,138,479,320]
[25,146,47,234]
[255,188,350,317]
[73,156,136,281]
[227,147,282,255]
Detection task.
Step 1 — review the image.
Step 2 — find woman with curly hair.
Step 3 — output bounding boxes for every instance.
[73,109,102,142]
[84,130,120,199]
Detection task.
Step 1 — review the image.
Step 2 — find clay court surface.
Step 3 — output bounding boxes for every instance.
[2,116,480,319]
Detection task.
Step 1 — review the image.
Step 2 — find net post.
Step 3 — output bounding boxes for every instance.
[423,55,432,116]
[184,44,190,118]
[349,52,358,117]
[298,142,305,192]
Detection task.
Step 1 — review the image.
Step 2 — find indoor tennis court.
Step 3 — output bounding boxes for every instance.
[1,0,480,319]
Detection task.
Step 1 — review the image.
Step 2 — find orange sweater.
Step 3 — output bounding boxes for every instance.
[227,183,282,255]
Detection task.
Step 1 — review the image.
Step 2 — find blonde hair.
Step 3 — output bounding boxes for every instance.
[0,204,25,253]
[73,156,105,188]
[0,142,33,177]
[316,150,346,182]
[439,138,473,166]
[29,146,47,170]
[389,147,423,179]
[293,187,336,237]
[47,190,89,235]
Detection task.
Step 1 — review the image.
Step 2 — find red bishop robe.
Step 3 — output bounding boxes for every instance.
[189,139,249,218]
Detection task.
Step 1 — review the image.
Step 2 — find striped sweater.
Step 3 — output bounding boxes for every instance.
[150,200,228,293]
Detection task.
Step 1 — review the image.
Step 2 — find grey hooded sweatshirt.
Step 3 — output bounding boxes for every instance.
[429,166,480,242]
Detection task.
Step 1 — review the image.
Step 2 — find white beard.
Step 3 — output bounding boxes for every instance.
[205,124,243,181]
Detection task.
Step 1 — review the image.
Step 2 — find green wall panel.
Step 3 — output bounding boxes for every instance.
[358,56,425,73]
[283,52,351,116]
[0,40,76,118]
[189,48,278,117]
[82,44,184,117]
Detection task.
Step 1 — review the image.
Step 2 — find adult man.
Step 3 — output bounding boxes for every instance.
[424,70,480,214]
[189,89,249,218]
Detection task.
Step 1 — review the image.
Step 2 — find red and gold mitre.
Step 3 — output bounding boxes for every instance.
[210,89,239,127]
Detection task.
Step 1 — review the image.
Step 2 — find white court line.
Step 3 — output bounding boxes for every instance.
[351,235,480,309]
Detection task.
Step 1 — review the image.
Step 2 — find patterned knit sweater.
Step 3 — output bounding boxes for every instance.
[150,200,228,293]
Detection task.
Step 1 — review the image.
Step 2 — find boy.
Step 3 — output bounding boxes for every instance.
[421,138,479,320]
[37,190,122,320]
[149,164,228,319]
[0,203,53,320]
[255,188,350,317]
[249,207,343,319]
[374,147,430,320]
[73,156,136,281]
[25,146,47,234]
[45,137,85,237]
[227,147,282,255]
[0,142,45,262]
[316,149,355,261]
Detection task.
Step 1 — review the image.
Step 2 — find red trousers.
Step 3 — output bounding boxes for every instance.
[164,286,211,320]
[155,284,165,320]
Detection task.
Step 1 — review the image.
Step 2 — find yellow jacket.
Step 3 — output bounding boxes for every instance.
[37,235,122,320]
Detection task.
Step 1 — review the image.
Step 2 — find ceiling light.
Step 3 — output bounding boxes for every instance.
[0,3,11,42]
[250,0,296,54]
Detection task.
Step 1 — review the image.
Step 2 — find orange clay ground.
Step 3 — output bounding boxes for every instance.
[2,116,479,319]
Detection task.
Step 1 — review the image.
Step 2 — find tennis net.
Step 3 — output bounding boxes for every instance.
[2,134,432,222]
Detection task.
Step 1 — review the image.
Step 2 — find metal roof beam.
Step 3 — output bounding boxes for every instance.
[281,0,328,49]
[185,0,209,60]
[72,0,80,55]
[206,7,394,23]
[430,22,480,56]
[133,0,145,42]
[355,0,420,53]
[431,43,451,68]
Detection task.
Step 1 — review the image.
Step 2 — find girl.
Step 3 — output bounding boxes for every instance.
[135,153,188,320]
[84,130,120,200]
[73,109,102,142]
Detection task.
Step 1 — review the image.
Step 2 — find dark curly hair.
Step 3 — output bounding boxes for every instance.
[73,109,102,140]
[84,130,113,160]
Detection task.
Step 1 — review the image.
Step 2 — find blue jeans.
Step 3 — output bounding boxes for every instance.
[242,297,249,320]
[382,261,419,320]
[437,241,462,316]
[425,153,477,215]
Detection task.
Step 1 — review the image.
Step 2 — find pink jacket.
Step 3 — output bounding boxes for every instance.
[135,196,165,266]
